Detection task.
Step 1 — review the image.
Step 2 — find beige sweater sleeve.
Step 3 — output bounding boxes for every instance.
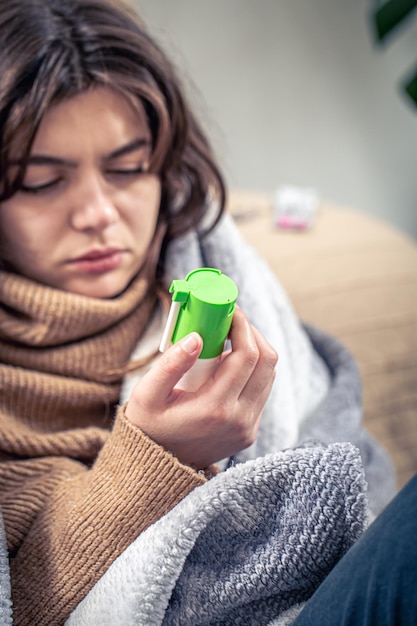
[1,407,209,626]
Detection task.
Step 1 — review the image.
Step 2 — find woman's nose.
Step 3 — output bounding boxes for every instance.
[69,179,119,231]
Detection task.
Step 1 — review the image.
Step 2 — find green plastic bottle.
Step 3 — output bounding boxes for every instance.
[159,268,239,391]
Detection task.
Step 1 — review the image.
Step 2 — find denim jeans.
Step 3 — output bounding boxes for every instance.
[293,473,417,626]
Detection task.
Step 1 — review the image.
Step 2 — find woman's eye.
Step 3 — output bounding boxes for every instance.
[20,178,62,194]
[107,165,148,177]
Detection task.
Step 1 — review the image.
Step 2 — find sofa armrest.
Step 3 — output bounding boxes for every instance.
[228,190,417,489]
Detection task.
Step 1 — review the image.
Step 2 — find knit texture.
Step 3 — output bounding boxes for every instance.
[66,441,368,626]
[0,508,12,626]
[0,270,208,626]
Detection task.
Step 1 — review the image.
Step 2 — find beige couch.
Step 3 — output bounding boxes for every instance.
[229,190,417,491]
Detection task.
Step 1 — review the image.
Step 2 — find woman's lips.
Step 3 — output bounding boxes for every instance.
[68,248,125,273]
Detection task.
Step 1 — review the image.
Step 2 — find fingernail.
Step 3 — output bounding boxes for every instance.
[180,332,201,355]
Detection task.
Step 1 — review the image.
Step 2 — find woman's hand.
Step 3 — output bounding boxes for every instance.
[125,307,278,469]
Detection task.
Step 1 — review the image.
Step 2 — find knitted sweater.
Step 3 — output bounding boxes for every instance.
[0,269,209,625]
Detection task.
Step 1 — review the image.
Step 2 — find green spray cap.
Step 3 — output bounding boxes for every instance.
[166,268,238,359]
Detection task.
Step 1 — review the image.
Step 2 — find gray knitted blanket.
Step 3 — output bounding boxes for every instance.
[66,441,367,626]
[0,508,12,626]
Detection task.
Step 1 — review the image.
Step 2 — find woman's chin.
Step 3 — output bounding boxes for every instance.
[59,272,134,299]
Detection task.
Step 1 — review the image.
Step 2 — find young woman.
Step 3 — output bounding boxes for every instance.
[0,1,396,624]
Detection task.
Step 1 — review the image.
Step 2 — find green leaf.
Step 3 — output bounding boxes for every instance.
[404,69,417,106]
[374,0,417,41]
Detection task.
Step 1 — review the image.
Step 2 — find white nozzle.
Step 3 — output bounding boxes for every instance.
[159,301,182,353]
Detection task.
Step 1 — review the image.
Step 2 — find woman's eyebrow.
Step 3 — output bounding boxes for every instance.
[11,138,151,168]
[104,138,151,160]
[12,155,78,168]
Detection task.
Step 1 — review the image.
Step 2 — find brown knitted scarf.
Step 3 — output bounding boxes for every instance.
[0,267,213,626]
[0,268,156,459]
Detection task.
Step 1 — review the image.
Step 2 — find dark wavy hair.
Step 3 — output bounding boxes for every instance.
[0,0,226,281]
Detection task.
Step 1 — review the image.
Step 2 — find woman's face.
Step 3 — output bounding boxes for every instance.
[0,87,161,298]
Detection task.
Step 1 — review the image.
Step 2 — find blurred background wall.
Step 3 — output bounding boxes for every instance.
[135,0,417,238]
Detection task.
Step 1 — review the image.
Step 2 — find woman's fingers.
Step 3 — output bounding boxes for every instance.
[213,307,261,394]
[215,307,278,400]
[199,308,278,450]
[239,323,278,402]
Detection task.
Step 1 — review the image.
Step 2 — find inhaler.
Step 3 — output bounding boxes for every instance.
[159,268,239,391]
